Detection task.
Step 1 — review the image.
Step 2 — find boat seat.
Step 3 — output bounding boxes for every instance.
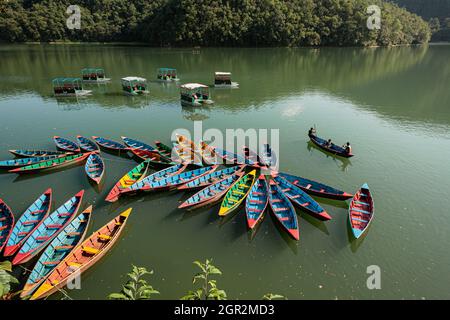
[22,220,40,226]
[0,217,8,222]
[43,260,61,267]
[98,234,112,241]
[249,199,264,204]
[279,217,290,221]
[271,199,283,203]
[355,201,369,205]
[247,208,261,213]
[46,224,63,229]
[352,208,371,215]
[273,207,289,212]
[352,217,369,223]
[36,236,50,241]
[66,231,81,237]
[301,202,310,207]
[253,192,264,196]
[0,225,8,231]
[282,188,291,192]
[30,209,45,215]
[82,246,99,255]
[232,190,245,196]
[58,213,72,218]
[55,245,74,251]
[290,194,301,199]
[18,231,29,237]
[67,262,82,268]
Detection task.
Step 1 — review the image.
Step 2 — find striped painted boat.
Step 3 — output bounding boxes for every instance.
[214,147,254,166]
[219,170,256,217]
[12,190,84,265]
[30,208,132,300]
[3,189,52,257]
[349,183,374,239]
[53,136,80,153]
[0,199,15,253]
[122,164,187,195]
[105,160,151,202]
[138,165,217,192]
[9,153,91,173]
[85,153,105,184]
[20,206,92,298]
[277,172,353,200]
[9,150,71,158]
[178,165,243,190]
[129,148,173,164]
[92,136,128,151]
[199,141,218,164]
[179,172,244,210]
[173,143,202,165]
[273,174,331,221]
[76,135,99,152]
[122,136,155,152]
[154,141,172,158]
[268,180,299,240]
[245,174,269,229]
[0,155,64,169]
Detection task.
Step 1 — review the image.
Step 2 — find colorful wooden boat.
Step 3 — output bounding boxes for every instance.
[178,165,243,190]
[268,180,299,240]
[92,136,128,151]
[9,153,91,173]
[53,136,80,153]
[85,153,105,184]
[122,164,187,194]
[179,172,244,210]
[242,146,261,166]
[219,170,256,216]
[176,133,197,150]
[173,143,202,165]
[309,133,354,158]
[277,172,353,200]
[214,147,253,165]
[129,148,173,164]
[20,206,92,298]
[0,199,15,253]
[105,160,151,202]
[349,183,374,239]
[272,175,331,221]
[199,141,218,164]
[140,166,217,192]
[261,144,277,167]
[0,155,65,169]
[30,208,132,300]
[9,150,70,158]
[245,174,269,229]
[76,135,99,152]
[3,189,52,257]
[154,141,172,158]
[12,190,84,265]
[122,136,155,152]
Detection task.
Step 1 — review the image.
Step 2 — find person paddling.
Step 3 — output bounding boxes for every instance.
[308,127,316,137]
[343,142,352,154]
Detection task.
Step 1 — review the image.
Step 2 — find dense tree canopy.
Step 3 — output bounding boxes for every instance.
[0,0,431,46]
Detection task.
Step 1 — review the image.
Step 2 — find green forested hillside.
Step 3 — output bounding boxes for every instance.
[0,0,431,46]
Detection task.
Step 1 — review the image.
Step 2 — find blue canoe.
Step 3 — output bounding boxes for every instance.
[53,136,80,153]
[9,150,70,158]
[245,174,269,229]
[309,134,354,158]
[77,135,99,152]
[92,136,128,151]
[12,190,84,265]
[0,199,15,252]
[3,189,52,257]
[178,165,243,190]
[122,136,155,152]
[0,155,64,169]
[273,175,331,221]
[277,172,353,200]
[214,147,254,165]
[268,180,299,240]
[85,153,105,184]
[20,206,92,298]
[179,172,244,210]
[349,183,374,239]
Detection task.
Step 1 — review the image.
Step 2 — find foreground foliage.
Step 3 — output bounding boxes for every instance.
[0,0,430,46]
[0,261,19,300]
[108,265,159,300]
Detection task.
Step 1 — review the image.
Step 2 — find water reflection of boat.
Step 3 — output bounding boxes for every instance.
[307,141,352,172]
[181,104,210,121]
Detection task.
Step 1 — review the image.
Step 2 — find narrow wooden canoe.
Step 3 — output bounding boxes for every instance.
[179,172,244,210]
[53,136,80,153]
[139,165,217,192]
[9,153,91,173]
[92,136,128,151]
[9,150,71,158]
[12,190,84,265]
[85,153,105,184]
[3,189,52,257]
[30,208,132,300]
[219,170,256,216]
[277,172,353,200]
[268,180,299,240]
[76,135,99,152]
[105,160,151,202]
[349,183,374,239]
[154,140,172,158]
[245,174,269,229]
[20,206,92,298]
[122,136,155,152]
[309,134,354,158]
[214,147,254,166]
[129,148,173,164]
[0,199,15,253]
[175,133,197,150]
[178,165,243,190]
[173,143,202,165]
[199,141,218,165]
[272,175,331,221]
[0,155,65,169]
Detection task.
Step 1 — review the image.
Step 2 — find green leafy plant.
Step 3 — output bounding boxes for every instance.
[0,261,19,300]
[263,293,286,300]
[108,265,159,300]
[181,259,227,300]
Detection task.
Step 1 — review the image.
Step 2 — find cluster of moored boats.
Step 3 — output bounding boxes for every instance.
[53,68,238,106]
[0,133,374,299]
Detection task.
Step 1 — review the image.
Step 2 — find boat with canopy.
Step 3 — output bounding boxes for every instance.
[121,77,149,95]
[81,68,110,83]
[52,78,92,97]
[214,72,239,88]
[180,83,213,106]
[157,68,179,81]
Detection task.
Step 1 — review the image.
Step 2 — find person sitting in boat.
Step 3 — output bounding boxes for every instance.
[308,127,316,137]
[343,142,352,154]
[325,139,332,147]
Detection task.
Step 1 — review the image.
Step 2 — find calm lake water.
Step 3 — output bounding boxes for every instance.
[0,44,449,300]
